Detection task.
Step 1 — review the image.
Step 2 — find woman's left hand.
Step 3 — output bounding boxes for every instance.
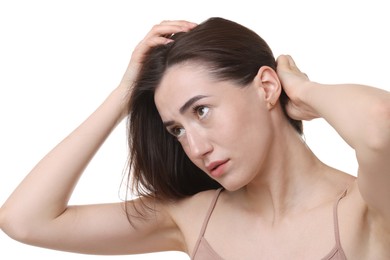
[276,54,320,121]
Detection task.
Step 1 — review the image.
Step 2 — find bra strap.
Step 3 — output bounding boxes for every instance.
[333,187,348,248]
[192,188,223,255]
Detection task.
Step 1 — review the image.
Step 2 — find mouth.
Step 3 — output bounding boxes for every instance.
[206,159,229,177]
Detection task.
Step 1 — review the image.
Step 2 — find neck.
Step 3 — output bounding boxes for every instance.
[237,118,327,223]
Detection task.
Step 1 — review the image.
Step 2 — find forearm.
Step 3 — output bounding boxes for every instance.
[277,55,390,217]
[304,82,390,151]
[1,86,129,234]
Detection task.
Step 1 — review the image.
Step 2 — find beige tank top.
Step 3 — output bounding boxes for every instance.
[192,188,348,260]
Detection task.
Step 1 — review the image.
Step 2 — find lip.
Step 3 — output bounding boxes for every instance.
[206,159,229,177]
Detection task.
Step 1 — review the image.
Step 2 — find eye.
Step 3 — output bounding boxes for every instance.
[170,126,185,138]
[193,105,209,119]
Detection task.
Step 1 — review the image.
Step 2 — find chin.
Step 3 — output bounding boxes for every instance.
[218,179,247,192]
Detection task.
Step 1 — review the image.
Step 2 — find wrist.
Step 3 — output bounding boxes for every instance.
[301,81,323,118]
[110,85,131,122]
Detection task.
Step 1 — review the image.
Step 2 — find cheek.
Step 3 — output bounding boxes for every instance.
[224,105,273,158]
[225,104,270,140]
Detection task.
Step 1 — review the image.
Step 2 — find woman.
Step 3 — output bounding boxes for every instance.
[1,17,389,259]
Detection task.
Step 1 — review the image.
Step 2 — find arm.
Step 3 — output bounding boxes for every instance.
[276,55,390,220]
[0,20,196,255]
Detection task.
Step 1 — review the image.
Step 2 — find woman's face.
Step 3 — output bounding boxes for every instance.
[154,63,275,191]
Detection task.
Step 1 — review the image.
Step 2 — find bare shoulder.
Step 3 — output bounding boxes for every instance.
[165,189,221,254]
[167,189,220,230]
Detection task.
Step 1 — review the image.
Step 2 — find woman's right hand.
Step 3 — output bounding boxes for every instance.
[118,20,197,92]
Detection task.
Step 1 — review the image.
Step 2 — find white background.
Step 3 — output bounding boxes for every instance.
[0,0,389,259]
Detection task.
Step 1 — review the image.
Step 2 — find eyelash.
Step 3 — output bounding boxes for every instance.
[192,104,210,120]
[168,104,211,138]
[170,127,185,138]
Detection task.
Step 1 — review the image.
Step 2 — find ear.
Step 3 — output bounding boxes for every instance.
[253,66,282,110]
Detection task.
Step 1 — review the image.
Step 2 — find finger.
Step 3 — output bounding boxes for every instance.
[285,55,309,79]
[136,26,188,50]
[132,21,197,63]
[150,20,197,35]
[159,20,197,28]
[277,55,308,78]
[143,36,174,48]
[276,55,289,70]
[276,54,288,64]
[140,20,197,46]
[285,55,297,68]
[286,100,317,121]
[132,36,172,61]
[140,22,196,49]
[145,23,195,39]
[285,101,302,120]
[277,55,297,71]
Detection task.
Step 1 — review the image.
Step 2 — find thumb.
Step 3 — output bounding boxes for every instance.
[285,100,302,120]
[285,100,316,121]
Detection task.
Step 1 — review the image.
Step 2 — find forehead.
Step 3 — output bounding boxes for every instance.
[158,62,215,92]
[154,63,217,111]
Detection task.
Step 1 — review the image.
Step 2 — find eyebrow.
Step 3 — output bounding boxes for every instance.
[179,95,208,114]
[163,95,209,127]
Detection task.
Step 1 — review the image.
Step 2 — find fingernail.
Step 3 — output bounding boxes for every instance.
[185,22,197,28]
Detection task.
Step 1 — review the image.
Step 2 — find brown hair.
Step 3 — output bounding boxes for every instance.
[126,17,303,204]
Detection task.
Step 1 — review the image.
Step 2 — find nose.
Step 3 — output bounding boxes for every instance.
[185,129,213,159]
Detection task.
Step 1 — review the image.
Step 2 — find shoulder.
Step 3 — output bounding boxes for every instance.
[167,188,222,216]
[164,189,221,253]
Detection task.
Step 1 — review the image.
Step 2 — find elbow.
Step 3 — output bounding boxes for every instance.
[0,206,36,244]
